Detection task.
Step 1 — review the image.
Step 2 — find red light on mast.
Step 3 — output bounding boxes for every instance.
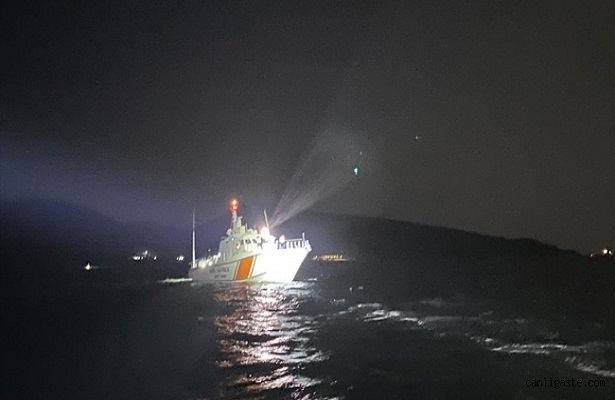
[230,199,239,212]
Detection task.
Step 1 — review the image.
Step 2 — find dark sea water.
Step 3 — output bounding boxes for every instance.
[2,271,614,400]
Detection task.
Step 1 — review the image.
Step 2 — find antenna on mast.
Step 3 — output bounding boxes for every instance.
[192,208,196,268]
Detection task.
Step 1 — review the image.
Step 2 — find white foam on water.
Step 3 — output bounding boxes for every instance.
[156,277,193,284]
[331,299,615,379]
[485,340,615,378]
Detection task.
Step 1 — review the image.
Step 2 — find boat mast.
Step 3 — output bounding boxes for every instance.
[230,199,239,231]
[264,209,270,231]
[192,208,196,267]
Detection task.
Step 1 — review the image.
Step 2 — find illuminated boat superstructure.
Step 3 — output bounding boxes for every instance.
[189,200,311,283]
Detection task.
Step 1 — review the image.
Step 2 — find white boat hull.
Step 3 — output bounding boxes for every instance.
[189,246,309,283]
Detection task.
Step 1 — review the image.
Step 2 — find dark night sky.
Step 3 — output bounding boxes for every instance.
[1,0,613,252]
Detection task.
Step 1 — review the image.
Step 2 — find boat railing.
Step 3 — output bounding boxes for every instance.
[278,238,310,250]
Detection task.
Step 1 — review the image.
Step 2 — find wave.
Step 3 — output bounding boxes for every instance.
[486,340,615,379]
[325,299,615,379]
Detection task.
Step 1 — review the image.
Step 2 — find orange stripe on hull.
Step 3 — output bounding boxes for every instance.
[235,256,254,280]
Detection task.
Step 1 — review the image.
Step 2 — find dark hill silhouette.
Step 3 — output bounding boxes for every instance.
[1,198,191,281]
[1,198,230,260]
[277,211,571,260]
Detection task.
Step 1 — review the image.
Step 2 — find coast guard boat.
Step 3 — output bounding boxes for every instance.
[189,199,311,283]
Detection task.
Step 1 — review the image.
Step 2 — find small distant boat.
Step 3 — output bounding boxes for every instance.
[189,199,311,283]
[82,262,100,271]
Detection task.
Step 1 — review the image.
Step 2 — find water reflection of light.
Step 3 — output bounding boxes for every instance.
[233,366,324,392]
[213,283,328,397]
